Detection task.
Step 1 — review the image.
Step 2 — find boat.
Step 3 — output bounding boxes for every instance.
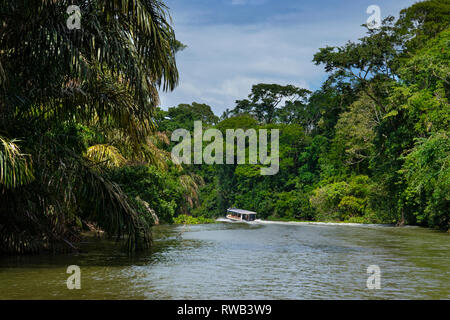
[226,208,257,222]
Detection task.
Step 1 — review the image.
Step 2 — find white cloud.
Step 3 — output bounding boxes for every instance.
[159,21,355,114]
[159,0,418,115]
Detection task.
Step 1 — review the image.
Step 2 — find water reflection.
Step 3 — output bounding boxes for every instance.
[0,222,448,299]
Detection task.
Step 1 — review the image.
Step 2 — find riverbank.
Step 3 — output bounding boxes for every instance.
[264,215,395,226]
[256,219,395,228]
[173,215,447,231]
[173,214,217,225]
[215,217,394,228]
[214,215,393,227]
[174,214,383,226]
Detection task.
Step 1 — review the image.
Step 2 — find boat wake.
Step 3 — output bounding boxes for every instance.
[216,217,394,228]
[216,217,261,224]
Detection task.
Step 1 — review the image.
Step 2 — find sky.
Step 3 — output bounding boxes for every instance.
[159,0,419,116]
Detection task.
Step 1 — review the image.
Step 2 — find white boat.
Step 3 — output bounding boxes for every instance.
[226,208,257,222]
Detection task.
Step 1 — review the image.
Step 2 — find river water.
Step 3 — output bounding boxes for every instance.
[0,221,448,299]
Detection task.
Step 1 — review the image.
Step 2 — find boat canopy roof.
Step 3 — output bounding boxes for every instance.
[227,208,257,215]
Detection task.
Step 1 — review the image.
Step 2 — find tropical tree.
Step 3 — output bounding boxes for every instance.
[233,84,310,124]
[156,102,219,132]
[400,132,449,230]
[0,0,180,254]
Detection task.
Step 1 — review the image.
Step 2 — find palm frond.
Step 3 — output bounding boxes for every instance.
[135,196,159,225]
[0,136,34,189]
[1,0,178,131]
[179,174,205,209]
[86,144,127,168]
[0,136,150,254]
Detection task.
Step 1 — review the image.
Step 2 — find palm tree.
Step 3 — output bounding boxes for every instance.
[0,0,180,254]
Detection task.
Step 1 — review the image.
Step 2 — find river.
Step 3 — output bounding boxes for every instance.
[0,221,448,299]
